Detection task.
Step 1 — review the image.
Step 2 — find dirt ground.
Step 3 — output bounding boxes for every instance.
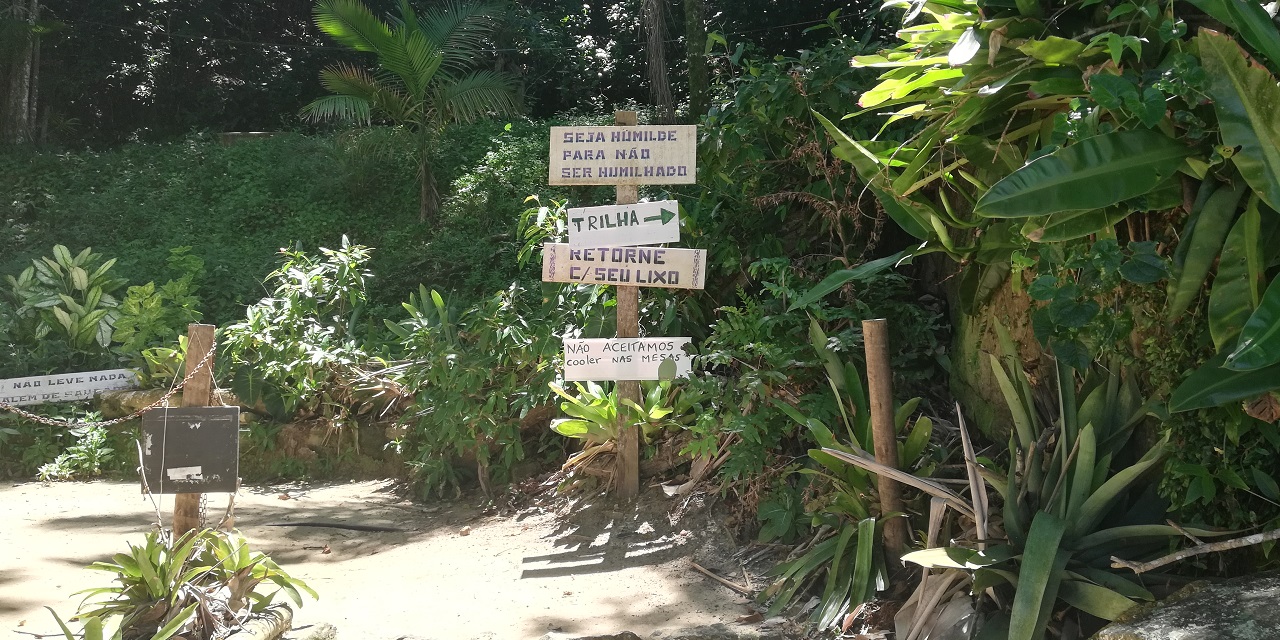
[0,478,768,640]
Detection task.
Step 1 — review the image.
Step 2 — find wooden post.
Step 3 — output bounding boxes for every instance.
[863,319,909,560]
[614,110,642,501]
[173,323,215,538]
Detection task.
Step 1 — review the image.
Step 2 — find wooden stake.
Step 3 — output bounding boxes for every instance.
[614,110,642,502]
[863,319,909,560]
[173,323,215,538]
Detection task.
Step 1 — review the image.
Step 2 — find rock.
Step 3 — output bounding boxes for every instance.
[298,623,338,640]
[1093,570,1280,640]
[650,623,782,640]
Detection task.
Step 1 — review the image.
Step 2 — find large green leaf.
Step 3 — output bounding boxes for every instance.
[1208,200,1265,349]
[1226,275,1280,370]
[1057,578,1137,621]
[1166,180,1247,320]
[1198,31,1280,211]
[788,250,908,311]
[1009,512,1067,640]
[814,110,934,239]
[975,129,1193,217]
[1170,349,1280,411]
[1187,2,1280,73]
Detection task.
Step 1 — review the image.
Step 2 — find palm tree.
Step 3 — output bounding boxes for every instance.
[301,0,519,223]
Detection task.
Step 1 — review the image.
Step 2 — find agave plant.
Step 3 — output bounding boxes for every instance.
[899,323,1223,640]
[47,528,316,640]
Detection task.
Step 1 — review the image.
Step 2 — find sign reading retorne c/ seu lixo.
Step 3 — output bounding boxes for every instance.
[0,369,139,407]
[541,243,706,290]
[549,125,696,185]
[564,337,692,381]
[568,200,680,248]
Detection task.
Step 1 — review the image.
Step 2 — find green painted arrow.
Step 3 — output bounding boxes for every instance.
[643,208,677,225]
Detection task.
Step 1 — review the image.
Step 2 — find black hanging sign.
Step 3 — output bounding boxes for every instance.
[140,407,240,494]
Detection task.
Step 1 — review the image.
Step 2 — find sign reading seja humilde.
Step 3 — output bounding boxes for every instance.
[0,369,139,407]
[563,337,692,381]
[549,125,697,185]
[541,243,706,290]
[568,200,680,248]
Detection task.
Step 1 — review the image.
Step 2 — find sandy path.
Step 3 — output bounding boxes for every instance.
[0,480,755,639]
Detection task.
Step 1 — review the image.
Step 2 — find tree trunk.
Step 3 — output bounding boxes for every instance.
[3,0,37,144]
[419,158,439,223]
[684,0,708,123]
[642,0,675,125]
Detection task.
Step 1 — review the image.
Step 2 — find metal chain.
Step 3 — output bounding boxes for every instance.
[0,341,218,428]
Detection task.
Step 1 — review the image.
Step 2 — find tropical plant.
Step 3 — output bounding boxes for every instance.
[112,246,203,365]
[898,324,1223,640]
[301,0,519,222]
[760,319,936,629]
[48,528,315,640]
[3,244,126,356]
[220,237,373,420]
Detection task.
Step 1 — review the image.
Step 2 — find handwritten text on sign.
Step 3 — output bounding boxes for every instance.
[549,125,696,186]
[0,369,139,406]
[541,243,706,290]
[564,338,692,381]
[568,200,680,248]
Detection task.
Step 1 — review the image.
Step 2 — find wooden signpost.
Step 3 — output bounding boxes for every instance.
[543,111,697,501]
[172,323,216,537]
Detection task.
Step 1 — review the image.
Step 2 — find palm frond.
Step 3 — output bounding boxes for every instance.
[414,0,503,75]
[434,70,519,124]
[299,94,373,124]
[318,63,382,101]
[314,0,393,53]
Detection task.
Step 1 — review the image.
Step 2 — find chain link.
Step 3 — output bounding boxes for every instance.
[0,341,218,428]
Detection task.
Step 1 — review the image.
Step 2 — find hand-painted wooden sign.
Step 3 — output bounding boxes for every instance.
[564,338,692,381]
[568,200,680,248]
[140,406,240,494]
[549,125,697,185]
[541,243,706,290]
[0,369,139,407]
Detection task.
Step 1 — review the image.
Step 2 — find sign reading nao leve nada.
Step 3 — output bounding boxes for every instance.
[549,125,697,186]
[564,338,692,381]
[0,369,139,407]
[541,243,706,290]
[568,200,680,248]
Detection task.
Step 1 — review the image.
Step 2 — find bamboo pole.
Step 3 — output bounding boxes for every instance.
[173,323,215,537]
[614,110,642,501]
[863,319,909,560]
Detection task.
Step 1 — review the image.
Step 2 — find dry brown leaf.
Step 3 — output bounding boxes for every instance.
[459,526,472,536]
[1245,393,1280,423]
[322,545,331,554]
[736,612,763,624]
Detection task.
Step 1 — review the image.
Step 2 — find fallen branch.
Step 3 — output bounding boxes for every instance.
[1112,528,1280,574]
[690,560,752,595]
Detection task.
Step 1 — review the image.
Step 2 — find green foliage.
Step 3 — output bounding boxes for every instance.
[220,237,372,419]
[1026,238,1169,370]
[903,330,1211,640]
[687,258,943,481]
[37,423,116,481]
[1,245,125,375]
[112,247,204,365]
[391,283,595,496]
[548,380,684,443]
[52,528,315,640]
[301,0,518,221]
